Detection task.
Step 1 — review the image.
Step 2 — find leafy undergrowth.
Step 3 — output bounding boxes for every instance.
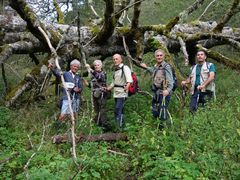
[1,61,240,179]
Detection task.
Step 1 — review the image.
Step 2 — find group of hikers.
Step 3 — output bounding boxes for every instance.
[48,49,216,131]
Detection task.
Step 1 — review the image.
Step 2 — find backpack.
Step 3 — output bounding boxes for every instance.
[128,72,139,96]
[153,63,178,92]
[119,65,139,96]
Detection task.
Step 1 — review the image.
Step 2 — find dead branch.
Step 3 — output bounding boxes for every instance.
[4,63,22,80]
[24,123,46,179]
[178,36,189,66]
[166,0,205,32]
[38,26,78,161]
[52,132,128,144]
[213,0,240,33]
[108,149,129,157]
[5,81,31,107]
[198,0,217,20]
[89,0,101,19]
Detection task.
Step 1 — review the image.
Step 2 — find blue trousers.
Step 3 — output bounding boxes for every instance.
[152,93,171,121]
[114,98,126,128]
[190,87,213,113]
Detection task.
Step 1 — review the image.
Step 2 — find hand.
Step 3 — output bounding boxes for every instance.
[124,83,130,92]
[48,63,53,69]
[106,86,112,91]
[140,63,147,68]
[162,90,169,96]
[85,64,90,69]
[181,80,187,86]
[197,84,205,91]
[73,87,81,93]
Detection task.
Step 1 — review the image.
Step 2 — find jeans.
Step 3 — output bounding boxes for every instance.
[114,98,125,128]
[190,87,213,113]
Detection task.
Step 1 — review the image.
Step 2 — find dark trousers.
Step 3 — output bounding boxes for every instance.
[93,95,108,128]
[190,87,213,113]
[152,93,171,121]
[114,98,125,128]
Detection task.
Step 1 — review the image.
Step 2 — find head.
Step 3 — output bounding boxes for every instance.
[154,49,165,64]
[113,54,122,66]
[70,59,80,74]
[196,50,207,64]
[93,59,102,71]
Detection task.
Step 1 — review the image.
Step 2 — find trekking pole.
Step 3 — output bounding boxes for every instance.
[97,90,104,126]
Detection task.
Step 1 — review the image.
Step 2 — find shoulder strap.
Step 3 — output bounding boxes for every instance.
[121,65,125,78]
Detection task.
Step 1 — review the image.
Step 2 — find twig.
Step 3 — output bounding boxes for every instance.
[89,0,101,18]
[198,0,217,20]
[24,123,46,179]
[112,0,146,17]
[108,149,129,157]
[27,134,34,149]
[4,63,22,80]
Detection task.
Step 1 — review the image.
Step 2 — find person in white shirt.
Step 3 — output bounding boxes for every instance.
[107,54,133,129]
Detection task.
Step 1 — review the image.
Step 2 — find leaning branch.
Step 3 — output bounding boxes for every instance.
[198,0,216,20]
[38,27,78,162]
[178,36,189,66]
[9,0,61,47]
[213,0,240,33]
[165,0,205,33]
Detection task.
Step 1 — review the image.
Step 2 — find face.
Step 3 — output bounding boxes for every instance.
[196,51,207,63]
[155,51,165,64]
[70,64,79,74]
[113,54,122,66]
[94,63,102,71]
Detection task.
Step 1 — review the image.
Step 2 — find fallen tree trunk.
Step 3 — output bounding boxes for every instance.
[52,132,128,144]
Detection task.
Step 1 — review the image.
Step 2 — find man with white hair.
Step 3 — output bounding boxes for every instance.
[49,59,82,121]
[107,54,133,130]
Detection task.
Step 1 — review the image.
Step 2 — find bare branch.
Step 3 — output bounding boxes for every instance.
[38,26,78,161]
[108,149,129,157]
[24,123,46,179]
[165,0,205,33]
[177,36,189,66]
[213,0,240,33]
[198,0,217,20]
